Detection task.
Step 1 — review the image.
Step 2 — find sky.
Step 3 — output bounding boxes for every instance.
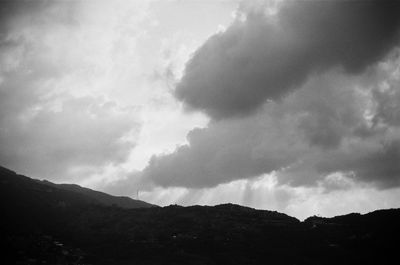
[1,0,400,220]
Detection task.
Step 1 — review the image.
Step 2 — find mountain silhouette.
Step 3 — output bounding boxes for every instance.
[0,166,154,209]
[1,165,399,264]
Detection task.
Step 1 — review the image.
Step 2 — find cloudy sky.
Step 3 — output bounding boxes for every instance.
[1,0,400,219]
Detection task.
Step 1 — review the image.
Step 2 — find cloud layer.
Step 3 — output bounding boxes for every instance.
[175,0,400,119]
[140,0,400,190]
[145,65,400,189]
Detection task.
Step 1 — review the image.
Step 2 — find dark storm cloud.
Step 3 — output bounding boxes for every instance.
[142,71,365,189]
[315,139,400,189]
[102,0,400,192]
[139,58,400,190]
[277,66,400,189]
[175,0,400,119]
[142,113,302,188]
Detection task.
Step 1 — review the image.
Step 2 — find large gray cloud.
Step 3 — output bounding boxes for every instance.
[142,107,304,188]
[316,139,400,189]
[175,0,400,119]
[141,55,400,189]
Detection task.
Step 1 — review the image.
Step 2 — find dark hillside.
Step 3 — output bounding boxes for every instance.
[1,165,399,265]
[40,180,154,209]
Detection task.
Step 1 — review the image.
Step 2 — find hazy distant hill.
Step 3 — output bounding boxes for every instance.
[1,165,399,265]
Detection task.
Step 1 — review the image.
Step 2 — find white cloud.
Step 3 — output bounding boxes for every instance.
[0,0,150,182]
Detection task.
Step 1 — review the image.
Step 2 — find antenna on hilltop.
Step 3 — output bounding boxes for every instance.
[137,189,140,200]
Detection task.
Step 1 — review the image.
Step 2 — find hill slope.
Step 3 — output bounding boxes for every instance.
[0,166,155,209]
[40,179,154,209]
